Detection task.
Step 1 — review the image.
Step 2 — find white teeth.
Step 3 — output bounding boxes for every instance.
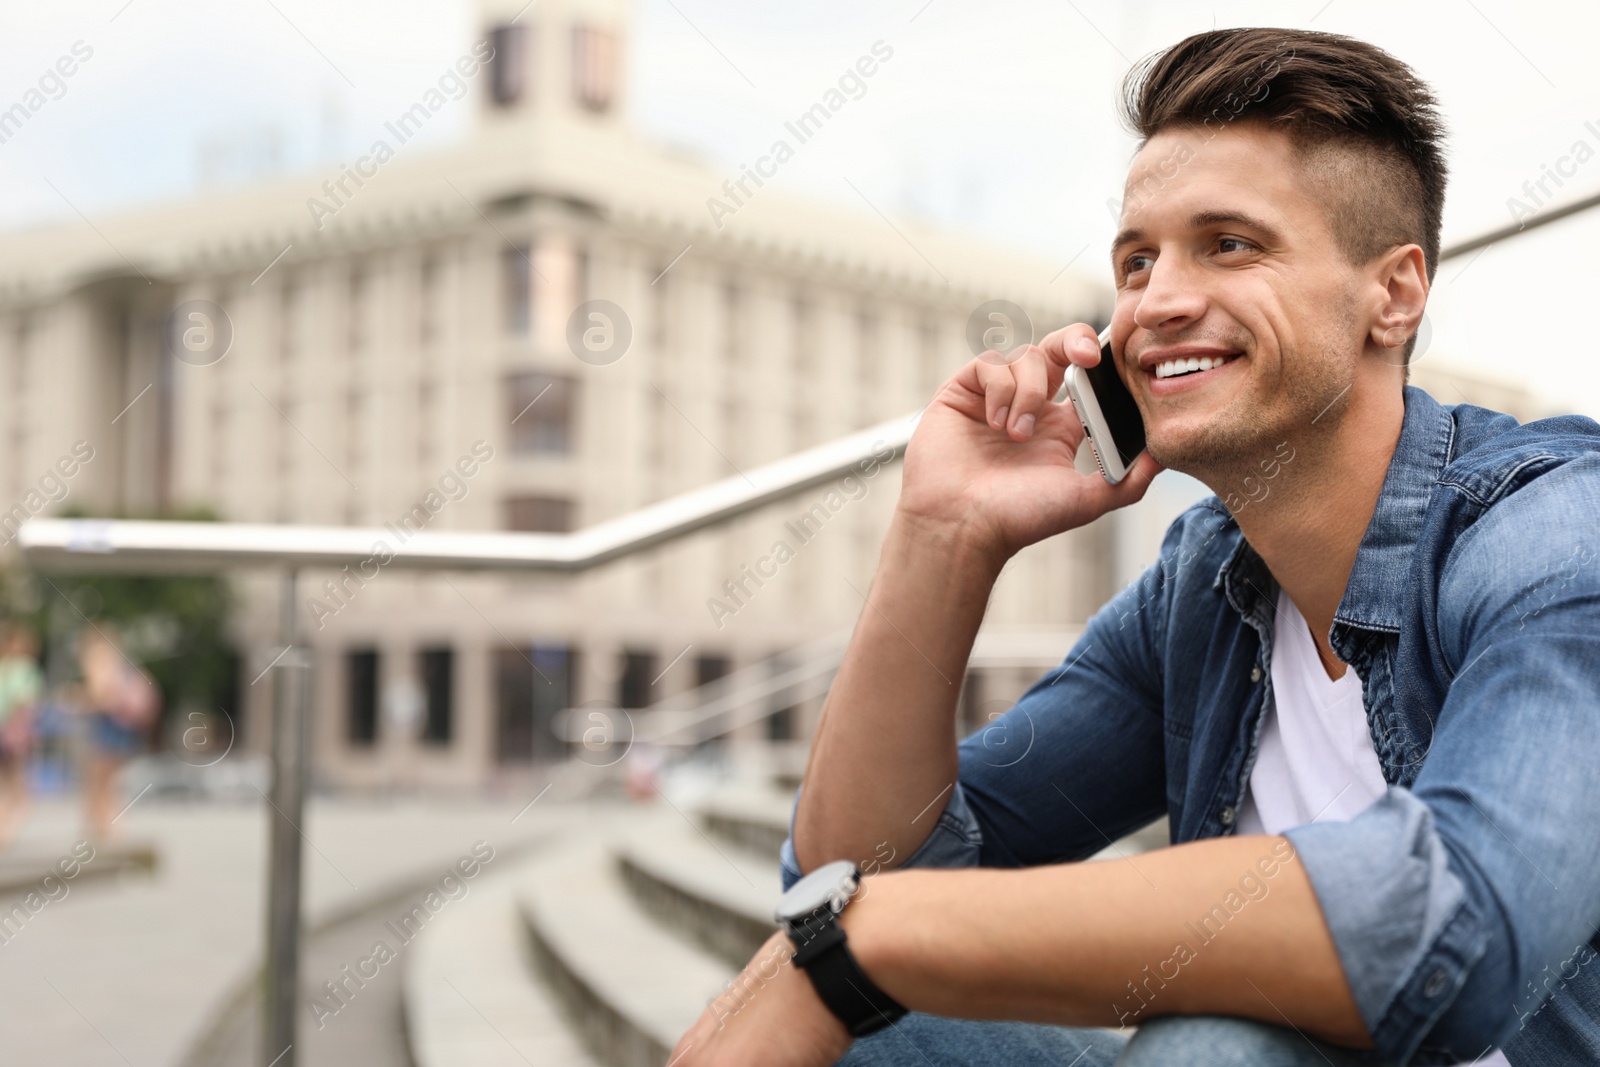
[1153,353,1237,379]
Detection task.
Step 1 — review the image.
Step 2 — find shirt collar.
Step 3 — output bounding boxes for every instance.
[1212,385,1456,636]
[1334,385,1456,633]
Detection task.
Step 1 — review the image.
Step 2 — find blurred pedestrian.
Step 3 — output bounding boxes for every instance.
[0,621,44,850]
[76,626,159,842]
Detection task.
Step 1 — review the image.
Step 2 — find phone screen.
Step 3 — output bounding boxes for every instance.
[1084,338,1147,469]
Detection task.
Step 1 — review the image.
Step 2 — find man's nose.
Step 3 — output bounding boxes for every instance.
[1133,256,1208,334]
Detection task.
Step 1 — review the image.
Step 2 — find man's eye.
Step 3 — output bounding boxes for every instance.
[1217,237,1254,254]
[1123,253,1154,274]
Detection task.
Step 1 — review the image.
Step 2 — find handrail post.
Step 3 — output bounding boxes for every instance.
[262,569,309,1067]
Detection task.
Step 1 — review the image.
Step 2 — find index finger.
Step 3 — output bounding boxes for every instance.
[1040,322,1111,366]
[1039,322,1111,401]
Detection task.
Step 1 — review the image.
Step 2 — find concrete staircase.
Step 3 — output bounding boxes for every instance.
[402,761,1168,1067]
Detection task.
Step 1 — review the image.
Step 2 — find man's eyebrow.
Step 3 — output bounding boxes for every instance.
[1110,210,1286,262]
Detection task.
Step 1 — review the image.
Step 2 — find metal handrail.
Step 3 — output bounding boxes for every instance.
[17,413,916,571]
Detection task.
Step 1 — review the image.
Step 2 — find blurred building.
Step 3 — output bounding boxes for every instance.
[0,0,1123,790]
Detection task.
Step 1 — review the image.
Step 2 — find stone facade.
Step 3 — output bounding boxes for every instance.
[0,0,1121,791]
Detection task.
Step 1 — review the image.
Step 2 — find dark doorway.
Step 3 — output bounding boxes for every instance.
[495,644,577,762]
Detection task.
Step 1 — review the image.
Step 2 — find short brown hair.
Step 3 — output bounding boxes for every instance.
[1120,29,1447,365]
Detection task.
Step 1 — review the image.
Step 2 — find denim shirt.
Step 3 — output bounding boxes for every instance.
[780,386,1600,1065]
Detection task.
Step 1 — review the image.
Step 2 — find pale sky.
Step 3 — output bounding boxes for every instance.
[2,0,1597,413]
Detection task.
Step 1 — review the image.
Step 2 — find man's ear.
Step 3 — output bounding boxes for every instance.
[1369,244,1429,353]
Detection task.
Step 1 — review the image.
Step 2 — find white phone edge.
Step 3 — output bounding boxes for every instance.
[1063,324,1131,485]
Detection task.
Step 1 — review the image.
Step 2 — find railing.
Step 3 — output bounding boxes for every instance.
[17,414,917,572]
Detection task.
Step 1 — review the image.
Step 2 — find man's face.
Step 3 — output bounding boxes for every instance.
[1110,123,1368,473]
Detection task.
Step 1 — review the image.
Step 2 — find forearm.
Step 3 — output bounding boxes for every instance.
[841,835,1371,1048]
[792,510,1004,873]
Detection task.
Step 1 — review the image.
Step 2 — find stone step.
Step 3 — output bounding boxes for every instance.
[614,814,781,970]
[403,852,604,1067]
[0,840,157,897]
[518,836,735,1067]
[697,785,795,860]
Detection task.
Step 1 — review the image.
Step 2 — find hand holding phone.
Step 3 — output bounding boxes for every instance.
[897,320,1159,558]
[1061,325,1148,484]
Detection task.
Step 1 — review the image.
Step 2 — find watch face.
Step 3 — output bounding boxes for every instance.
[774,859,860,924]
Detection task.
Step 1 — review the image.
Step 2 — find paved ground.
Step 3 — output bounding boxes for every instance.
[0,791,610,1067]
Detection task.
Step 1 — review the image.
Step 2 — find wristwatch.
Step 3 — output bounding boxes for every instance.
[774,859,908,1037]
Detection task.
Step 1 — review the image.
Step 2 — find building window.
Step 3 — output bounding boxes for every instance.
[347,648,379,746]
[214,649,243,750]
[856,309,879,425]
[494,644,576,762]
[721,282,741,363]
[695,654,730,689]
[417,379,435,467]
[276,395,295,521]
[507,371,575,454]
[790,297,813,447]
[856,310,878,385]
[344,389,363,486]
[504,243,532,334]
[766,704,795,741]
[766,651,796,742]
[419,254,439,346]
[488,24,528,107]
[618,649,656,709]
[790,297,811,371]
[571,26,617,112]
[721,396,740,462]
[647,388,669,494]
[504,495,574,533]
[650,267,671,355]
[348,266,367,352]
[280,278,300,359]
[13,315,32,395]
[210,398,227,492]
[420,646,453,745]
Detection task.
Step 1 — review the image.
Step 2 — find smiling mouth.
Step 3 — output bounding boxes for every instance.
[1151,352,1241,380]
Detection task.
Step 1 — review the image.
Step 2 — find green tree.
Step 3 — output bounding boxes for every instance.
[9,506,239,748]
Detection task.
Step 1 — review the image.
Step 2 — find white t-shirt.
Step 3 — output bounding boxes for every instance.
[1235,590,1511,1067]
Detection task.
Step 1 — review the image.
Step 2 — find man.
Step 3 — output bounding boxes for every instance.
[670,27,1600,1067]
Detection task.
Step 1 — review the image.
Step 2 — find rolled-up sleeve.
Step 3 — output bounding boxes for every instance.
[779,503,1185,891]
[780,779,984,891]
[1286,455,1600,1064]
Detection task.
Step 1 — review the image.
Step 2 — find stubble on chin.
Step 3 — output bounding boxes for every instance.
[1144,336,1355,493]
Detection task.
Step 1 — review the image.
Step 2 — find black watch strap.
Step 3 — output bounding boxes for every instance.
[789,920,908,1037]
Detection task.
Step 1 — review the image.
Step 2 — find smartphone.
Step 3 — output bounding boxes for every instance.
[1061,325,1147,484]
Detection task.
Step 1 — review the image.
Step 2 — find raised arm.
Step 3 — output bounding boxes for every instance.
[791,323,1163,874]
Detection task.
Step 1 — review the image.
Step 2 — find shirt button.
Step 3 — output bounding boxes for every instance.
[1219,806,1236,827]
[1423,968,1449,998]
[1250,665,1262,683]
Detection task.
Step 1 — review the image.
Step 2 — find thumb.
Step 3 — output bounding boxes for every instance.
[1111,451,1163,503]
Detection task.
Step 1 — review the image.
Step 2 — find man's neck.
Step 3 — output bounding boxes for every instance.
[1205,376,1407,680]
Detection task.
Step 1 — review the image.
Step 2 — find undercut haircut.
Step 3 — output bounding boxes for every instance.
[1119,28,1448,371]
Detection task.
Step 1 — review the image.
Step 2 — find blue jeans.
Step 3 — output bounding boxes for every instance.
[837,1013,1388,1066]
